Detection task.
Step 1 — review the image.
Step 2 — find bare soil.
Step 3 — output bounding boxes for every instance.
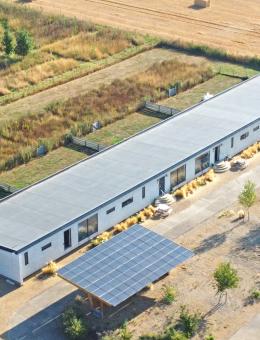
[26,0,260,57]
[100,193,260,339]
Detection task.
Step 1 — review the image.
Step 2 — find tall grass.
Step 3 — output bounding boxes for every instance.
[0,59,213,171]
[160,40,260,70]
[0,1,149,98]
[0,58,79,91]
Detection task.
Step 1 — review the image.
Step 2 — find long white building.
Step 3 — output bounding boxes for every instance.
[0,75,260,284]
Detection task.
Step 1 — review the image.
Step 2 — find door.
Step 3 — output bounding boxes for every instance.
[158,176,165,196]
[64,229,71,250]
[214,146,220,163]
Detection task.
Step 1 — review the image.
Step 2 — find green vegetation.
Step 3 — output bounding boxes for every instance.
[178,306,202,338]
[250,289,260,302]
[160,40,260,71]
[239,180,257,221]
[15,29,34,56]
[0,0,155,103]
[213,262,239,302]
[87,112,160,146]
[119,322,133,340]
[62,307,88,339]
[163,74,241,111]
[0,147,85,189]
[162,285,176,305]
[0,59,212,172]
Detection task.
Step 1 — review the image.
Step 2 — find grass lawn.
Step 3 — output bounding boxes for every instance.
[0,147,86,189]
[86,112,161,146]
[161,74,242,110]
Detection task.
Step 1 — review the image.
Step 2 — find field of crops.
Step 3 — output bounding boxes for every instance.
[26,0,260,58]
[0,1,152,103]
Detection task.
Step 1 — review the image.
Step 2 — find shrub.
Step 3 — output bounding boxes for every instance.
[213,262,239,297]
[239,180,257,221]
[41,261,58,276]
[15,29,34,56]
[178,306,202,338]
[162,285,176,305]
[62,307,88,339]
[250,289,260,301]
[205,335,215,340]
[119,322,132,340]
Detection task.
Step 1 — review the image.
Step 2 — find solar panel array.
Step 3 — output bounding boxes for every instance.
[58,224,193,306]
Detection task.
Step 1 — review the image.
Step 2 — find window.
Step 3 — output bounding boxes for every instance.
[142,186,145,199]
[253,125,259,132]
[231,137,234,148]
[41,242,52,251]
[24,252,29,266]
[195,152,210,174]
[78,214,98,242]
[122,197,133,208]
[240,132,249,140]
[106,207,115,214]
[170,165,186,188]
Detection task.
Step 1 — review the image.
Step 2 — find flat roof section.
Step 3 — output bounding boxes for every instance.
[0,75,260,251]
[58,225,193,307]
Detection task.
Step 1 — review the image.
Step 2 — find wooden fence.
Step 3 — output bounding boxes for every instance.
[71,136,106,152]
[144,102,180,116]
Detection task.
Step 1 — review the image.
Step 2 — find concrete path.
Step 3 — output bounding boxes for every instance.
[147,157,260,240]
[0,48,177,122]
[229,314,260,340]
[5,281,76,340]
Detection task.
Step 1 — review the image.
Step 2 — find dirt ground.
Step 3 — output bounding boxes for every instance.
[24,0,260,57]
[123,199,260,339]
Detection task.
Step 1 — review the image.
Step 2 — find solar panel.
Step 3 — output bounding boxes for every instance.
[58,224,193,307]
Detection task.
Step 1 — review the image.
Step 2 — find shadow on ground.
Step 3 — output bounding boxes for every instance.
[87,293,156,333]
[0,278,19,298]
[1,291,78,340]
[194,221,245,254]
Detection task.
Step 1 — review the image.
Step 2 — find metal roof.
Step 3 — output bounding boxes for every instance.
[58,224,193,306]
[0,75,260,252]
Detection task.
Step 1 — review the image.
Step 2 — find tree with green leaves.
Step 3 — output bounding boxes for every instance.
[2,26,15,56]
[15,29,33,56]
[213,262,239,304]
[239,180,257,221]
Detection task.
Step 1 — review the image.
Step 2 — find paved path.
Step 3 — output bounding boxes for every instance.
[147,156,260,240]
[229,314,260,340]
[0,48,177,122]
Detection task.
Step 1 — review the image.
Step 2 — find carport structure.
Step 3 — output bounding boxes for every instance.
[58,225,193,317]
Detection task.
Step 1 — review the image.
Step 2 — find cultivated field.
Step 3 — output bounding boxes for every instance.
[25,0,260,57]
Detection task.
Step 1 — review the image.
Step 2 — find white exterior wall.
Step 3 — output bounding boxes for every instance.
[9,120,260,283]
[0,249,21,283]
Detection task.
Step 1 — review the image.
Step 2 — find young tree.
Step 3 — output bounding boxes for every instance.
[15,29,33,56]
[213,262,239,303]
[239,180,256,221]
[2,27,15,56]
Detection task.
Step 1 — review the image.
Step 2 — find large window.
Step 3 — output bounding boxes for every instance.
[78,214,98,242]
[170,165,186,188]
[195,152,210,174]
